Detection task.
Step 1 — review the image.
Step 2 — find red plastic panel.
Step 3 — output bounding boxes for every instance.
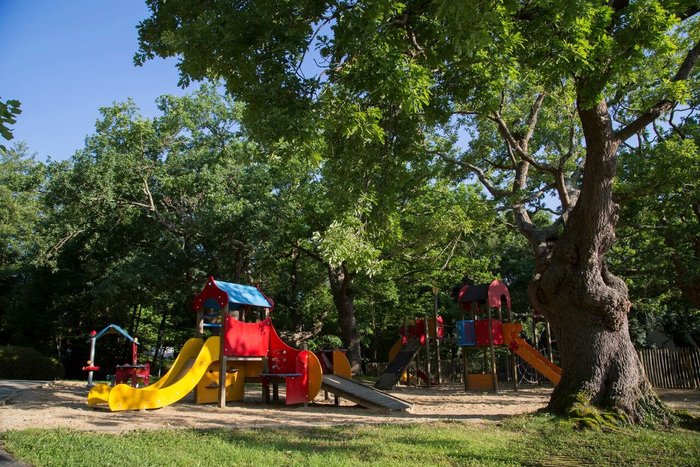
[114,363,150,386]
[487,280,511,310]
[284,351,309,405]
[223,316,271,357]
[268,323,301,374]
[474,319,504,346]
[192,276,228,311]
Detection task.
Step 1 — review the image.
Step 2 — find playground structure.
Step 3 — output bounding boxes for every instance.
[375,316,445,390]
[456,280,561,392]
[88,277,409,412]
[375,280,561,392]
[82,324,150,389]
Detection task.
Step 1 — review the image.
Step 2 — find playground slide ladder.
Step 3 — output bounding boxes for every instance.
[374,336,422,390]
[322,374,411,411]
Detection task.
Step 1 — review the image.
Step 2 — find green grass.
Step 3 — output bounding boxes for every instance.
[2,415,699,466]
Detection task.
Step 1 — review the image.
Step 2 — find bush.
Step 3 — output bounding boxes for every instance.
[0,345,64,380]
[307,335,344,351]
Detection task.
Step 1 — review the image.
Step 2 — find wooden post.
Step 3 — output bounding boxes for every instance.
[433,287,442,384]
[462,304,468,391]
[505,305,517,391]
[219,304,229,408]
[424,313,431,388]
[302,343,309,406]
[195,310,204,337]
[487,306,498,393]
[545,321,554,363]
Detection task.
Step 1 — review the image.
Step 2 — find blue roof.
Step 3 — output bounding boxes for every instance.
[90,324,139,344]
[213,280,272,308]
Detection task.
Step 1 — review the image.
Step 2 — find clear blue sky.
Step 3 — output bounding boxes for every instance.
[0,1,192,161]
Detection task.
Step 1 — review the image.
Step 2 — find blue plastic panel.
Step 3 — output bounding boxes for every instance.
[213,280,272,308]
[456,320,476,346]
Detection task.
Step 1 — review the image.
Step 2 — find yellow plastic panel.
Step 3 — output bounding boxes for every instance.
[307,351,323,401]
[243,360,264,378]
[195,360,245,404]
[87,383,111,406]
[332,350,352,379]
[387,338,408,383]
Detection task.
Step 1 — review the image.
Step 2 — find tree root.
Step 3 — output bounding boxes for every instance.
[546,390,675,430]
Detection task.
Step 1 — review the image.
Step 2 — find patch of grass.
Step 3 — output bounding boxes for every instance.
[2,416,699,466]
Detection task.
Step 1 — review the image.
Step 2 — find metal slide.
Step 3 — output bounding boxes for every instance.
[321,374,411,411]
[374,337,421,390]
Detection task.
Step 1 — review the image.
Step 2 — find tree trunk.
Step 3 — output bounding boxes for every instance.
[328,263,363,374]
[527,99,669,423]
[151,307,168,375]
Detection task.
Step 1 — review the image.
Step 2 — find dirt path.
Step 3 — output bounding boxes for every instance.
[0,381,697,433]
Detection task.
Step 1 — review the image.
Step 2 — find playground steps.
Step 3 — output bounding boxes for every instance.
[374,337,421,390]
[321,375,411,411]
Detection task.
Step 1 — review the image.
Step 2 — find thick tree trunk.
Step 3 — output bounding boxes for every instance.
[328,263,363,374]
[527,100,669,423]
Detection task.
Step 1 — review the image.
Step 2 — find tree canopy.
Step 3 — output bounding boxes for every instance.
[136,0,700,422]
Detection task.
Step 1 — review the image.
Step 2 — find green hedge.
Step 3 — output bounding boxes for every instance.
[0,345,65,380]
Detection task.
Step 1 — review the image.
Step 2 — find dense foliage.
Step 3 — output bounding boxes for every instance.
[0,345,64,380]
[0,86,509,378]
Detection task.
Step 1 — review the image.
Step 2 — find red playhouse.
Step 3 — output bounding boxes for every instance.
[193,277,409,410]
[192,277,323,407]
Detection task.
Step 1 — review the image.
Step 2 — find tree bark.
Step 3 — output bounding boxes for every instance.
[328,263,363,374]
[527,99,668,423]
[151,307,168,375]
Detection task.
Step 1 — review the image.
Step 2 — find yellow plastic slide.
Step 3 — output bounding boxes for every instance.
[87,336,219,411]
[503,323,562,385]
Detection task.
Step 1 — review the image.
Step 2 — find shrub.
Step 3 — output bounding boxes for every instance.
[307,335,344,351]
[0,345,64,380]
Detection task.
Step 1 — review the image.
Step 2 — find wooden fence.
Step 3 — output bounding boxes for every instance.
[638,348,700,389]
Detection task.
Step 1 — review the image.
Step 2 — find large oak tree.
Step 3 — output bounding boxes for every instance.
[136,0,699,422]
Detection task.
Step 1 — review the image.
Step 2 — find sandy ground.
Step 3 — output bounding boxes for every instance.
[0,380,698,433]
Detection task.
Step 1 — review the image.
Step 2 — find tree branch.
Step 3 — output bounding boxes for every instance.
[438,153,510,198]
[293,242,325,264]
[524,93,546,152]
[615,39,700,142]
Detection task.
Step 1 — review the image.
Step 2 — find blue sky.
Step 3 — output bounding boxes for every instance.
[0,1,193,161]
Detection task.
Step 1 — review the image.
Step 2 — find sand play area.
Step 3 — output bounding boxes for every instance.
[1,380,698,433]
